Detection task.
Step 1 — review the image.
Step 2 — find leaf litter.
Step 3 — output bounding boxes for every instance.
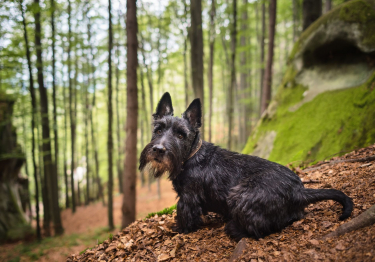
[67,144,375,261]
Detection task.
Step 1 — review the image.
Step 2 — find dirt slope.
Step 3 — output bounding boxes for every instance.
[68,144,375,262]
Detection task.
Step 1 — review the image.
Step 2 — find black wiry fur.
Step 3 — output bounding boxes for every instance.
[139,92,353,241]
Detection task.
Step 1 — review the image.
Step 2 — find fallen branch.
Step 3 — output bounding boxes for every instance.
[323,204,375,239]
[304,155,375,172]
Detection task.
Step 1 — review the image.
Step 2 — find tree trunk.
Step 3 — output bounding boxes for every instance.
[33,0,63,235]
[107,0,114,231]
[115,35,123,195]
[67,0,76,213]
[63,72,69,209]
[208,0,216,143]
[122,0,138,229]
[259,2,266,117]
[303,0,322,30]
[87,10,104,205]
[260,0,277,114]
[325,0,332,13]
[227,0,237,150]
[239,0,249,147]
[190,0,204,139]
[19,0,41,240]
[50,0,60,216]
[139,65,147,187]
[292,0,298,41]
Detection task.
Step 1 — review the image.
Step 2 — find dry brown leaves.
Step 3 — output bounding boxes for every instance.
[67,144,375,262]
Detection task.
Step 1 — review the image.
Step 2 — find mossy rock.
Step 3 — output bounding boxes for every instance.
[243,0,375,166]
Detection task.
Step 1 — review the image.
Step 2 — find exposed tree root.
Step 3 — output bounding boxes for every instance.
[304,155,375,172]
[323,204,375,239]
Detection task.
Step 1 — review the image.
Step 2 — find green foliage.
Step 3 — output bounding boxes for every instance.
[146,204,177,219]
[243,71,375,166]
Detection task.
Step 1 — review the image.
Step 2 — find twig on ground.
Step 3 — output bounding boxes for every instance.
[304,155,375,172]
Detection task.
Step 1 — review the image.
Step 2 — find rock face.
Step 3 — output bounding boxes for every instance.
[0,92,30,241]
[243,0,375,165]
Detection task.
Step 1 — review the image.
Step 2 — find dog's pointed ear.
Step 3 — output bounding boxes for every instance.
[153,92,174,120]
[182,98,202,128]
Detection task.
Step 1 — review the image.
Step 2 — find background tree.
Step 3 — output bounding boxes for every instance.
[122,0,138,228]
[190,0,204,138]
[303,0,322,30]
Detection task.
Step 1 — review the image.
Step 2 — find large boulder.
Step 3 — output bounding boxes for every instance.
[243,0,375,165]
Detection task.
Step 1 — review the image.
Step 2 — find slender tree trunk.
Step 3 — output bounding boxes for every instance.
[122,0,138,229]
[63,73,69,209]
[292,0,298,41]
[19,0,41,240]
[303,0,322,30]
[260,0,277,114]
[325,0,332,13]
[240,0,250,147]
[34,0,63,235]
[140,65,147,187]
[139,40,153,191]
[107,0,114,230]
[227,0,237,150]
[67,0,76,213]
[183,0,189,109]
[87,12,104,205]
[50,0,60,215]
[115,36,123,194]
[190,0,204,139]
[259,2,266,117]
[208,0,216,143]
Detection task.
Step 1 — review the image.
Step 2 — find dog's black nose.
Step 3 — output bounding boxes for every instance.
[152,145,166,155]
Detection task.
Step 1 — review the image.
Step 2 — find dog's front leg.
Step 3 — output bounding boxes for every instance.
[174,195,203,234]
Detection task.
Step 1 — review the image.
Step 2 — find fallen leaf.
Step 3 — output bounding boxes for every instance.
[308,239,319,245]
[335,242,346,251]
[158,253,171,261]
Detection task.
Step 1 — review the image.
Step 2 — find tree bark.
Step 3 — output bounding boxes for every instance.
[190,0,204,139]
[260,0,277,115]
[240,0,250,147]
[115,31,123,195]
[208,0,216,143]
[227,0,237,150]
[63,70,69,209]
[303,0,322,30]
[87,10,104,205]
[325,0,332,13]
[107,0,114,230]
[50,0,60,219]
[122,0,138,229]
[33,0,63,235]
[259,2,266,117]
[19,0,41,240]
[67,0,76,213]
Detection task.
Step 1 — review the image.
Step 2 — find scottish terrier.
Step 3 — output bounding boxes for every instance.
[139,92,353,241]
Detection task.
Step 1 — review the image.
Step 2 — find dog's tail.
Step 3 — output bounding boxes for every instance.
[299,188,353,220]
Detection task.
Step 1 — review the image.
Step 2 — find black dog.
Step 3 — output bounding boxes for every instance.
[139,92,353,241]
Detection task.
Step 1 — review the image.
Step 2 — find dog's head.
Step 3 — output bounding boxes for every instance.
[139,92,202,180]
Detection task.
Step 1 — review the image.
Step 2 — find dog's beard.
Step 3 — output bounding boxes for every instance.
[139,144,183,180]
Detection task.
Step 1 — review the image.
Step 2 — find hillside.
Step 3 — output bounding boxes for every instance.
[68,144,375,262]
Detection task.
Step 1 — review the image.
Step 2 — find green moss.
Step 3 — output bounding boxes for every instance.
[339,0,375,23]
[145,204,177,219]
[243,72,375,166]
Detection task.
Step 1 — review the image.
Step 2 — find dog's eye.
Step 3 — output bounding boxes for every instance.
[178,134,183,139]
[157,129,162,135]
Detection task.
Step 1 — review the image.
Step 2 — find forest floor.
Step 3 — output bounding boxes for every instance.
[67,144,375,262]
[0,179,177,262]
